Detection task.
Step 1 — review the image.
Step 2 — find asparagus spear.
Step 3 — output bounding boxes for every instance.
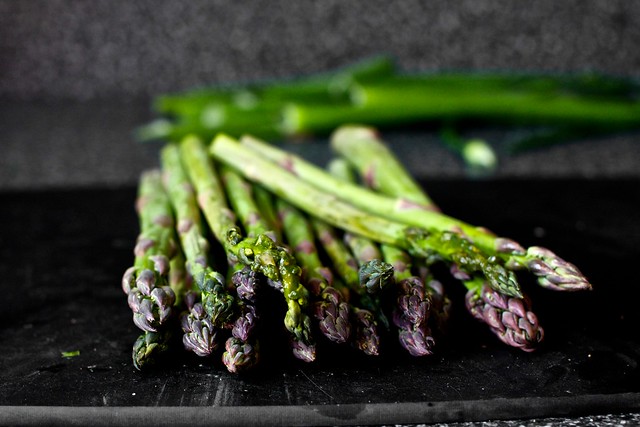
[330,125,591,292]
[216,134,521,299]
[238,132,590,294]
[180,136,316,362]
[346,77,640,131]
[218,165,286,372]
[252,183,283,242]
[222,299,261,373]
[330,156,436,356]
[414,259,452,337]
[160,142,236,329]
[310,219,381,356]
[155,56,394,116]
[132,248,188,370]
[122,170,177,332]
[276,199,351,344]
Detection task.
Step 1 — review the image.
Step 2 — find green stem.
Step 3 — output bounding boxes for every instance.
[350,79,640,130]
[219,164,275,239]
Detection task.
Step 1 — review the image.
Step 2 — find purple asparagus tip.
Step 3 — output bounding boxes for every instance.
[352,308,380,356]
[314,287,352,344]
[181,297,219,357]
[232,303,259,342]
[398,325,435,357]
[526,246,592,292]
[126,267,176,332]
[393,276,431,329]
[222,337,260,373]
[290,338,317,363]
[359,259,394,294]
[232,267,261,302]
[465,284,544,352]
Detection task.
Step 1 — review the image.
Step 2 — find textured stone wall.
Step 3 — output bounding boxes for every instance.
[2,0,639,100]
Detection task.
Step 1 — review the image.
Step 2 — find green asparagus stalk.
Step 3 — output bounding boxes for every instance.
[347,77,640,130]
[222,298,261,373]
[167,246,190,308]
[414,258,452,337]
[122,169,177,332]
[139,56,396,142]
[155,56,394,116]
[228,134,522,298]
[253,183,283,241]
[180,135,316,362]
[330,125,592,293]
[276,199,352,344]
[342,233,394,295]
[325,156,395,296]
[218,165,279,372]
[222,337,261,373]
[310,218,381,356]
[219,164,277,241]
[334,155,452,339]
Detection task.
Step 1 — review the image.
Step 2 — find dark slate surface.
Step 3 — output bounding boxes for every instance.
[0,181,638,426]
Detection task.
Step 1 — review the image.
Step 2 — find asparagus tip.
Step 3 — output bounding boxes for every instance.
[526,246,592,292]
[359,259,394,294]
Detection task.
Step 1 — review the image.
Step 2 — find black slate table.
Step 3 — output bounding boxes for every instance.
[1,178,639,426]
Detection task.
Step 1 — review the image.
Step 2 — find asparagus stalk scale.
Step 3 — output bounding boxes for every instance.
[179,135,316,362]
[122,169,177,333]
[213,134,521,299]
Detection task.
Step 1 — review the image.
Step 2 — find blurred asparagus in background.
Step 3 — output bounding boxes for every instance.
[137,56,640,175]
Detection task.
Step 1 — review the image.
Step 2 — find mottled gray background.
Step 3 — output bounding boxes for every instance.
[1,0,639,190]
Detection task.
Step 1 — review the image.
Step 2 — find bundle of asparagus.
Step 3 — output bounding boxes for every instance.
[136,56,640,174]
[121,125,591,372]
